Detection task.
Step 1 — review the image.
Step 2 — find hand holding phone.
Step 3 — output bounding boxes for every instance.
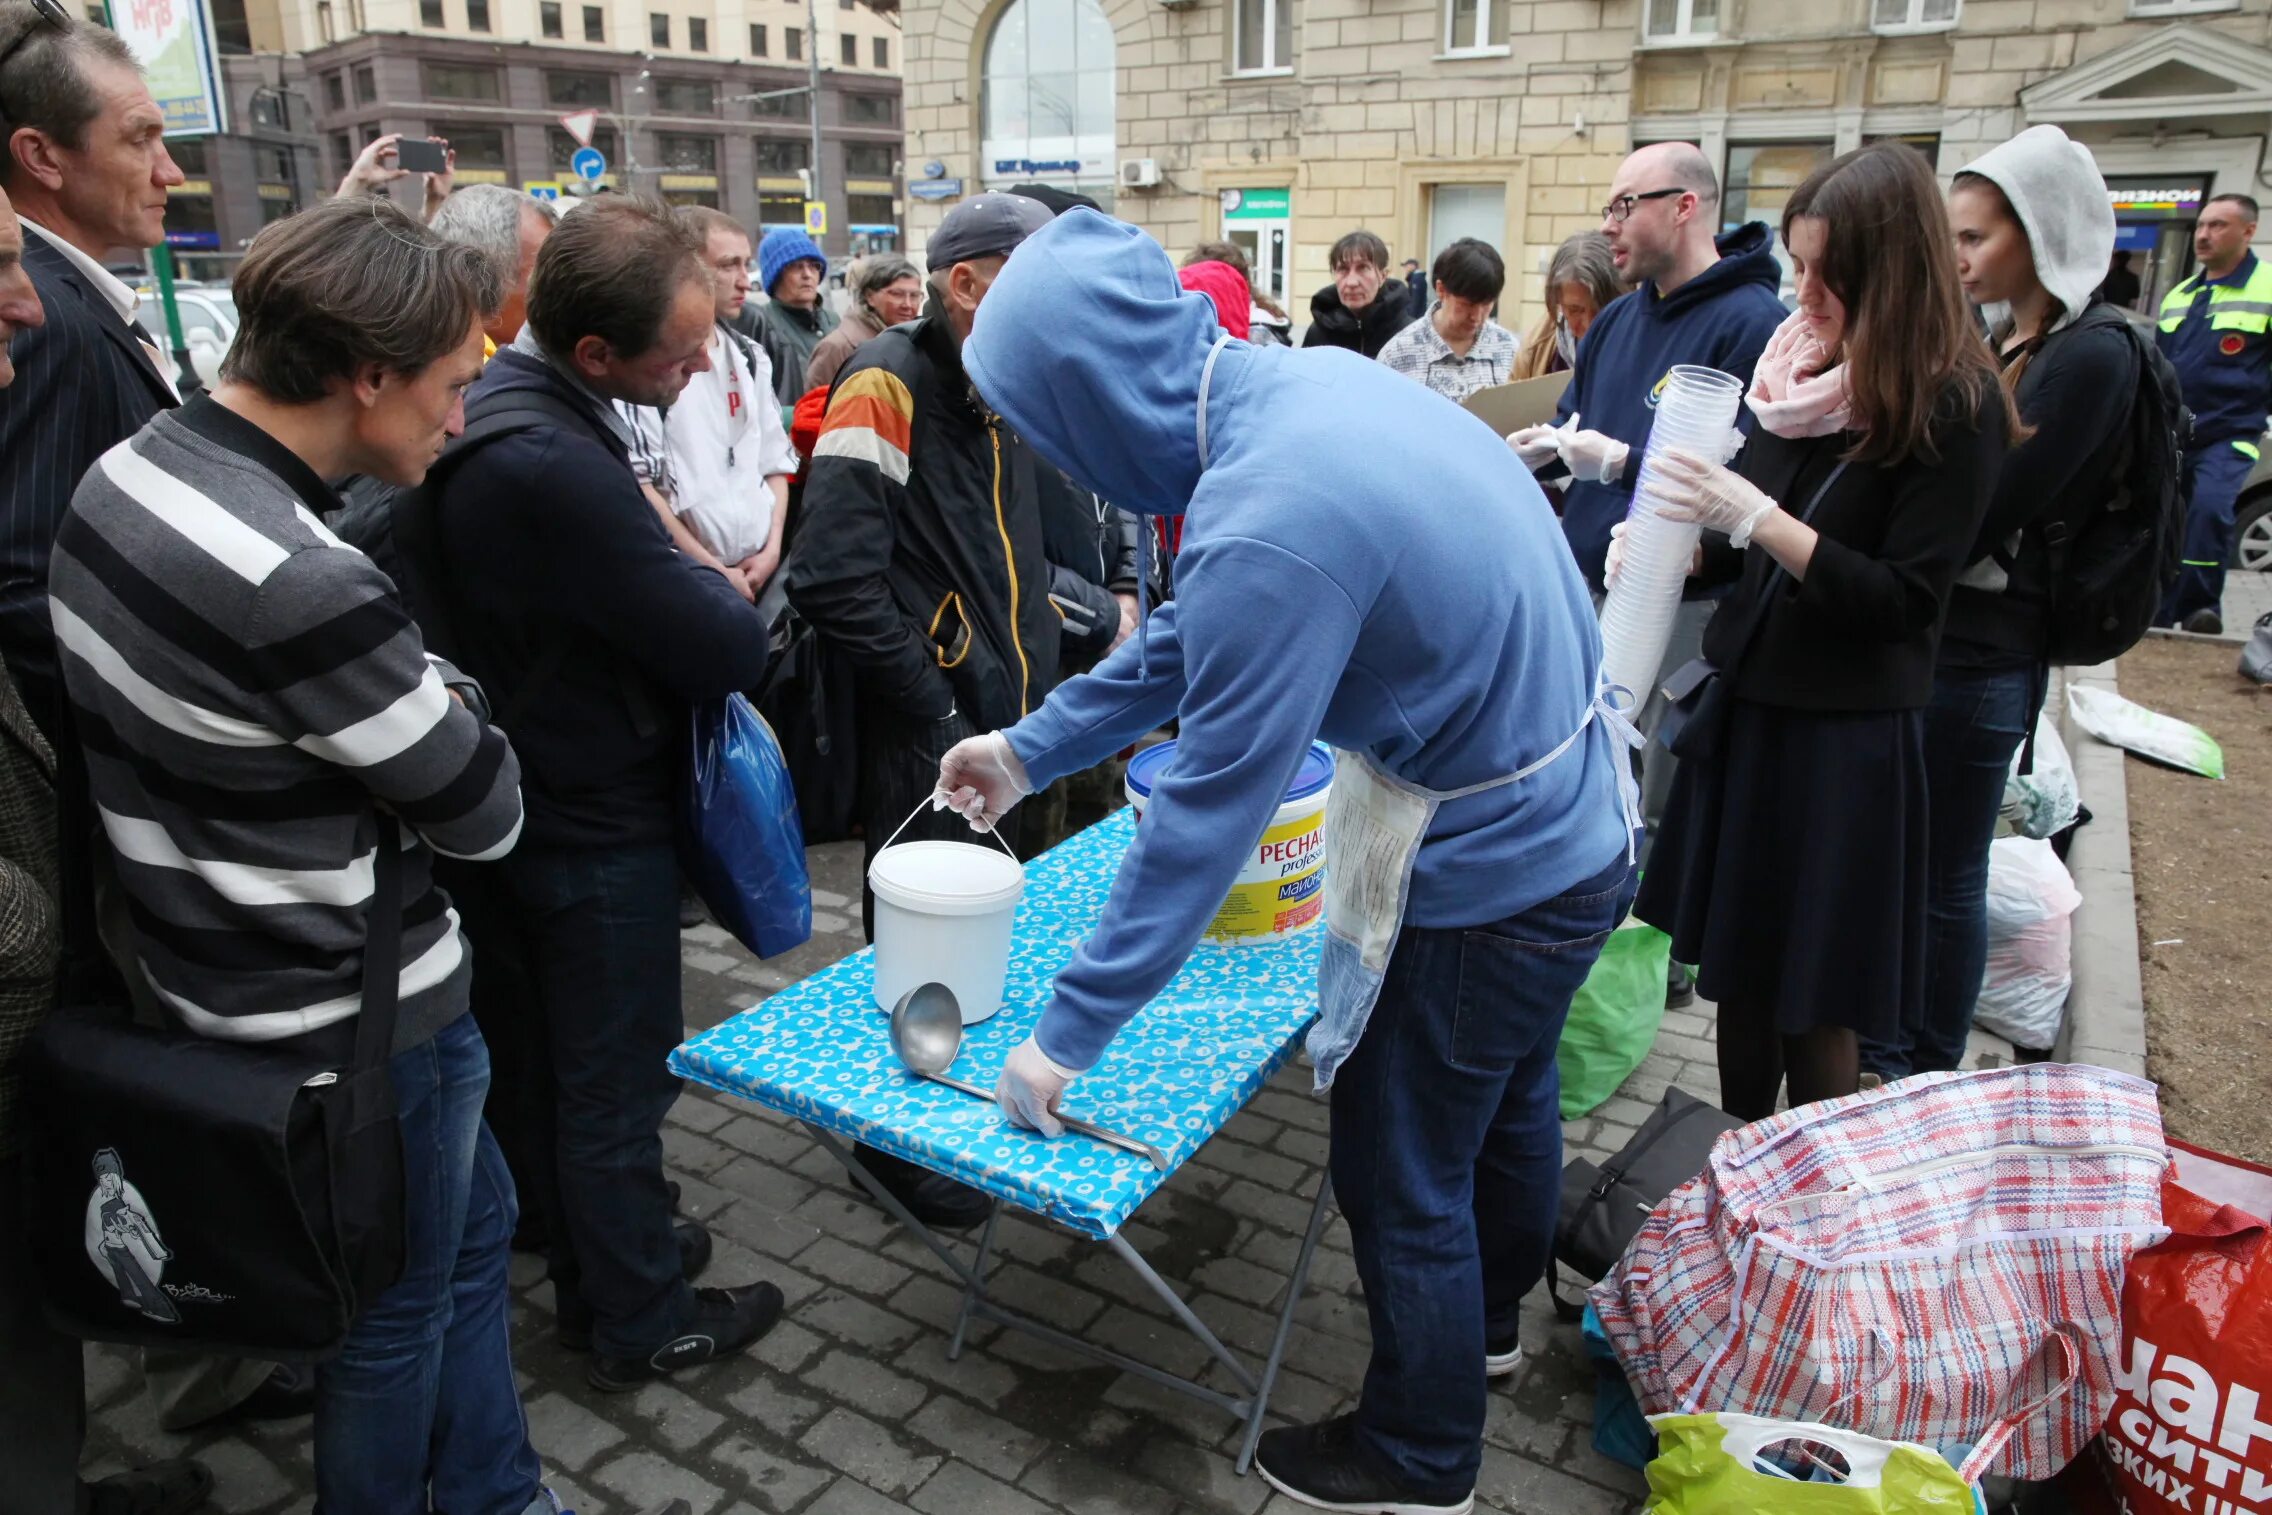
[393,137,449,174]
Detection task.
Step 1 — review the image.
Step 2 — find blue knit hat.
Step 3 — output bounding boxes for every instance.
[759,227,828,295]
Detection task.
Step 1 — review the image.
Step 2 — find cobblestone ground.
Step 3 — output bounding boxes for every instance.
[79,835,2018,1515]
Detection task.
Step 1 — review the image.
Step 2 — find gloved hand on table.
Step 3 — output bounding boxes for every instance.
[1654,448,1782,547]
[996,1034,1078,1137]
[935,731,1032,831]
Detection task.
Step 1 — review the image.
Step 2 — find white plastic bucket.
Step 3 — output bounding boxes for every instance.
[1124,740,1334,944]
[868,824,1025,1024]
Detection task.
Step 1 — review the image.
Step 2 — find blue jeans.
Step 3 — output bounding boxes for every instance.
[1329,852,1637,1495]
[500,840,693,1357]
[1863,665,2038,1080]
[2162,438,2255,624]
[314,1012,542,1515]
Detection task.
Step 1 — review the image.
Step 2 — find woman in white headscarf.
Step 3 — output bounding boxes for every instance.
[1864,124,2130,1080]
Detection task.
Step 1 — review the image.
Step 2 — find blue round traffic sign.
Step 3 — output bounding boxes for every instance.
[570,146,606,182]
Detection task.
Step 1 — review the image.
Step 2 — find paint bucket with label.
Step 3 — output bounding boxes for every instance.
[1123,740,1334,944]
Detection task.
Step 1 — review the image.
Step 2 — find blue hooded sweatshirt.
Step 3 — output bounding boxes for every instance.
[1554,222,1788,593]
[963,210,1632,1073]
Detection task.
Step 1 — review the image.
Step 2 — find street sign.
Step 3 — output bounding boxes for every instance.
[558,108,600,148]
[525,181,562,201]
[907,179,963,203]
[804,200,828,236]
[571,147,607,184]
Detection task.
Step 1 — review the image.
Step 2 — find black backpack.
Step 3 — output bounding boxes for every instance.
[2036,308,2192,666]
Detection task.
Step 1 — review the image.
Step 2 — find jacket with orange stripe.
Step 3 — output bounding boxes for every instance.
[787,315,1065,731]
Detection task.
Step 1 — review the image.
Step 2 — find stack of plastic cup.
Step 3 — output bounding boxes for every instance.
[1597,364,1747,707]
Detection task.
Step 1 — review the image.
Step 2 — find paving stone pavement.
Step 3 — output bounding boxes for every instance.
[78,834,2017,1515]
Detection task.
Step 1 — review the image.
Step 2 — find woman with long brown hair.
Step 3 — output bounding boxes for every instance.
[1627,142,2018,1119]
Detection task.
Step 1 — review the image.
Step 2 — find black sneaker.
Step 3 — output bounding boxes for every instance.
[558,1217,715,1351]
[2183,607,2225,636]
[854,1144,995,1230]
[1665,961,1696,1010]
[1255,1415,1474,1515]
[83,1461,214,1515]
[586,1282,785,1392]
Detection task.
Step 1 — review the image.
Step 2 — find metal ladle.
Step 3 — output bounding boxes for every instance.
[888,982,1170,1171]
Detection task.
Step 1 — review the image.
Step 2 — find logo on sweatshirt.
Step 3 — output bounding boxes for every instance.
[1645,370,1674,409]
[2222,333,2247,356]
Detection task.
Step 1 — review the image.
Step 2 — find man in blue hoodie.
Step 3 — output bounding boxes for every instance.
[941,210,1639,1515]
[1510,143,1784,1005]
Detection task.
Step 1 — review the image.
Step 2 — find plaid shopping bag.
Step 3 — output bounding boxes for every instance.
[1591,1066,2168,1481]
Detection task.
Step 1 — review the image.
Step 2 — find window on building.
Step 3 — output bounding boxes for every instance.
[317,0,334,41]
[83,3,100,19]
[982,0,1115,197]
[1442,0,1504,51]
[583,4,603,38]
[689,16,707,49]
[758,190,805,227]
[654,76,717,112]
[251,90,287,128]
[873,36,888,67]
[846,92,893,124]
[845,141,894,175]
[847,192,894,223]
[2128,0,2238,15]
[353,63,376,103]
[657,133,718,171]
[426,63,502,101]
[1723,141,1831,230]
[169,139,209,174]
[263,198,295,225]
[839,0,853,9]
[322,71,346,111]
[754,138,809,172]
[253,143,293,181]
[547,69,613,107]
[540,1,562,34]
[1870,0,1957,26]
[1643,0,1715,41]
[548,124,618,172]
[434,124,508,169]
[752,89,802,117]
[1233,0,1290,71]
[419,0,443,25]
[347,0,365,30]
[209,0,252,52]
[330,131,352,171]
[749,22,766,52]
[664,188,722,207]
[165,191,218,247]
[785,26,801,59]
[651,12,670,45]
[466,0,491,29]
[840,32,857,64]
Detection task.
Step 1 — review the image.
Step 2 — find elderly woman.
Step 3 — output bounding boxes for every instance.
[1515,231,1624,379]
[805,253,924,392]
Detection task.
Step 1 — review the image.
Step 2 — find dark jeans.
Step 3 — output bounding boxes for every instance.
[500,839,693,1357]
[0,1153,82,1515]
[1863,664,2038,1080]
[440,856,552,1248]
[314,1013,542,1515]
[1329,852,1636,1494]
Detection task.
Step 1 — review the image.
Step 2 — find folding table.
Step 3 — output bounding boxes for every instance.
[669,809,1333,1471]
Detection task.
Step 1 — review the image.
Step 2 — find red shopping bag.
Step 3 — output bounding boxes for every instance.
[2066,1139,2272,1515]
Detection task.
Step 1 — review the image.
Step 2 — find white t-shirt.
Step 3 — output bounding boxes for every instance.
[620,324,797,563]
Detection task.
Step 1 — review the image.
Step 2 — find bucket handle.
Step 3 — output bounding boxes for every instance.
[881,794,1022,865]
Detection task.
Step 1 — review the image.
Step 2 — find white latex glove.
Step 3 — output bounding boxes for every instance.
[1604,520,1630,591]
[935,731,1032,831]
[996,1034,1078,1137]
[1555,415,1630,485]
[1653,448,1780,546]
[1507,423,1561,472]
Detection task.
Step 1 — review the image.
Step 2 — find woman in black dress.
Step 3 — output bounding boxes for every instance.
[1628,142,2019,1120]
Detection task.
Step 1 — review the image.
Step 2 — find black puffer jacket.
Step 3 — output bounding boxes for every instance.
[1301,277,1419,358]
[787,316,1065,732]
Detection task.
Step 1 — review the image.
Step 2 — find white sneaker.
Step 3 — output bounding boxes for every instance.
[1484,1340,1523,1378]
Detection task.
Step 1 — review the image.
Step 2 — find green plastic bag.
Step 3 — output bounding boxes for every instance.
[1557,917,1672,1118]
[1644,1414,1978,1514]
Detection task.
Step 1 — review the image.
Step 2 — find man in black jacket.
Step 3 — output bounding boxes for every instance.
[789,192,1061,1228]
[434,195,785,1393]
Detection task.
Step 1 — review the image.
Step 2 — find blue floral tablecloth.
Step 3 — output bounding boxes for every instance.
[670,809,1323,1239]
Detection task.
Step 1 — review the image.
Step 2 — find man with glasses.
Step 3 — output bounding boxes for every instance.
[1508,141,1783,1008]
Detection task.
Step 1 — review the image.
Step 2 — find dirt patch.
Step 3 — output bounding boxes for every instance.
[2119,635,2272,1163]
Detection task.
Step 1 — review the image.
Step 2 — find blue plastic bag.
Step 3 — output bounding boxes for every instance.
[682,694,811,959]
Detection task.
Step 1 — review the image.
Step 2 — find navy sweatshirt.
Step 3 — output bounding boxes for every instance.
[1553,223,1788,593]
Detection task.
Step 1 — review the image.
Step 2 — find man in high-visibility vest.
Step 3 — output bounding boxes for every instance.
[2158,191,2272,633]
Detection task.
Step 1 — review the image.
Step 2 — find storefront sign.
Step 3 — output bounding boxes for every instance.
[660,173,718,190]
[165,229,221,249]
[1221,187,1291,221]
[2109,184,2204,219]
[109,0,227,137]
[994,158,1082,175]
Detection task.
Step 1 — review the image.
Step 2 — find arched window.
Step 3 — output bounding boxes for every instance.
[980,0,1116,207]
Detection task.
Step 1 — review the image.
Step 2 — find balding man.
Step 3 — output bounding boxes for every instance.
[430,183,557,354]
[1509,142,1784,1009]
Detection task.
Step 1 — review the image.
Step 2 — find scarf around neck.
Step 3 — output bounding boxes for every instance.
[1745,310,1852,438]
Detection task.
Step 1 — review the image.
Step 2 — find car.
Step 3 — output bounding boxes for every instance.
[131,283,238,390]
[2238,438,2272,572]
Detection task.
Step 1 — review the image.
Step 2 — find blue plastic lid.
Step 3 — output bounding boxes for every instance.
[1125,740,1334,804]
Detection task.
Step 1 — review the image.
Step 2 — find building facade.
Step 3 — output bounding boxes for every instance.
[896,0,2272,330]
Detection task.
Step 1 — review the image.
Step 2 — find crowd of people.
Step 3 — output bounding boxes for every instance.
[0,0,2264,1510]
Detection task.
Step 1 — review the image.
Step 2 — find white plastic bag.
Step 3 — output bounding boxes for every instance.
[2066,684,2224,780]
[1974,837,2081,1051]
[2000,715,2079,840]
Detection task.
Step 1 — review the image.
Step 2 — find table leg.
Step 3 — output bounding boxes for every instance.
[948,1206,1000,1362]
[1236,1174,1336,1475]
[1105,1231,1260,1399]
[799,1123,991,1291]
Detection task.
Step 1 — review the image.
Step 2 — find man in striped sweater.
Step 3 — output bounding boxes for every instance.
[47,198,551,1515]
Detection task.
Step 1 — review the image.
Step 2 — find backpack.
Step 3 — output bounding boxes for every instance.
[2036,308,2191,666]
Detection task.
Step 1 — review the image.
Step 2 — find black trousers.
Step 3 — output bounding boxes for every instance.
[858,706,1023,939]
[0,1154,84,1515]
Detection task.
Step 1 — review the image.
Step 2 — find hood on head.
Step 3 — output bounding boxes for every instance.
[1178,260,1253,341]
[1652,222,1780,314]
[963,208,1227,515]
[1959,125,2116,330]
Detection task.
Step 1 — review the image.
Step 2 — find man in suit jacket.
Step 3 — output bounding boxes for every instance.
[0,3,181,744]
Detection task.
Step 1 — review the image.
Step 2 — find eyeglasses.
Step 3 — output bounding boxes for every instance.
[1601,187,1687,224]
[0,0,72,83]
